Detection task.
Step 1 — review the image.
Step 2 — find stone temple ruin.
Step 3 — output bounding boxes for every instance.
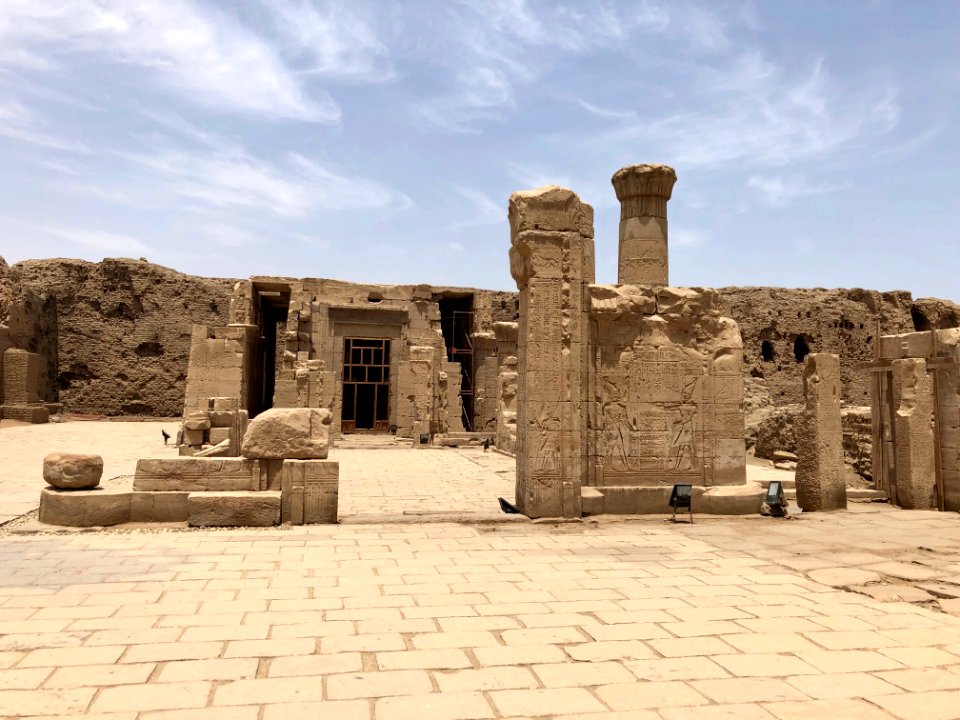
[26,162,960,526]
[509,165,759,519]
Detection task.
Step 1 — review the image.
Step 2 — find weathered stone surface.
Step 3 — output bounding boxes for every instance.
[891,358,937,509]
[42,452,103,489]
[129,491,189,523]
[280,460,339,525]
[611,164,676,286]
[241,408,332,459]
[133,458,257,492]
[1,258,233,415]
[187,491,280,527]
[795,354,847,511]
[39,486,131,527]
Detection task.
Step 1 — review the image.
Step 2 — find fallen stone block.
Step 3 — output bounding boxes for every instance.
[133,458,257,492]
[241,408,331,459]
[43,453,103,489]
[39,487,131,527]
[187,491,281,527]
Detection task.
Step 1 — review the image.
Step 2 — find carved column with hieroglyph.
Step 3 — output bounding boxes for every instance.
[509,186,595,518]
[612,164,676,286]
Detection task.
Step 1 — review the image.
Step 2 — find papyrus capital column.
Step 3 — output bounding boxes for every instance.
[611,164,676,285]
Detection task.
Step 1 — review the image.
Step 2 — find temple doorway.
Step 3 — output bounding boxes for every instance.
[341,337,391,433]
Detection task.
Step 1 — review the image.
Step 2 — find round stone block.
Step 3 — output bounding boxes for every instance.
[43,453,103,489]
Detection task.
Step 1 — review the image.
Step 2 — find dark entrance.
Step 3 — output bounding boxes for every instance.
[438,294,475,430]
[341,337,391,433]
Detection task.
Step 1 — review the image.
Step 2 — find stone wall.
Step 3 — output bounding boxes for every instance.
[2,258,234,416]
[2,254,956,419]
[718,287,918,407]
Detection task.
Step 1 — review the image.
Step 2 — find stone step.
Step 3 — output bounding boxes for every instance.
[187,491,281,527]
[783,488,887,502]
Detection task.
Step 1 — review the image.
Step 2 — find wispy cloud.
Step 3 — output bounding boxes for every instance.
[450,186,505,228]
[35,224,153,255]
[0,0,336,122]
[266,0,394,82]
[596,56,900,169]
[671,227,708,248]
[116,143,410,216]
[0,100,91,153]
[748,174,839,206]
[577,100,637,121]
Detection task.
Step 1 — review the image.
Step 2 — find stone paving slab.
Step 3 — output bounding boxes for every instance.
[1,508,960,718]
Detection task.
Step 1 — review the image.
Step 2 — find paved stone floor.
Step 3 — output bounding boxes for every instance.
[0,420,180,525]
[4,421,960,719]
[2,508,960,719]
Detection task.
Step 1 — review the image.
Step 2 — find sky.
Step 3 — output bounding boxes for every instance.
[0,0,958,299]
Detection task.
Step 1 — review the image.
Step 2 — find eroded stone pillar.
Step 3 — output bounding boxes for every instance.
[611,164,677,286]
[509,186,594,518]
[795,354,847,511]
[494,321,519,454]
[891,358,937,509]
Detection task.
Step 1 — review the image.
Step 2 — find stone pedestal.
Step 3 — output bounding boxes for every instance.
[611,164,676,286]
[891,358,937,509]
[795,354,847,511]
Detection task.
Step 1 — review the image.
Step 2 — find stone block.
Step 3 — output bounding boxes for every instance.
[2,348,40,405]
[182,428,205,446]
[1,405,49,423]
[133,458,258,492]
[580,487,604,516]
[212,397,240,412]
[129,491,190,522]
[43,453,103,489]
[280,460,339,525]
[183,412,211,431]
[209,427,231,446]
[242,408,331,459]
[39,487,131,527]
[187,491,281,527]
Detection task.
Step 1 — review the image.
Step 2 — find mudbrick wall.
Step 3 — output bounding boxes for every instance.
[1,257,234,416]
[715,287,955,406]
[1,257,956,416]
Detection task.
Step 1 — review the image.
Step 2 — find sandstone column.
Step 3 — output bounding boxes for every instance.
[795,354,847,511]
[509,186,594,518]
[611,164,677,286]
[891,358,937,509]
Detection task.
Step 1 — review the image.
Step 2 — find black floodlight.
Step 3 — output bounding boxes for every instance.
[482,437,491,451]
[766,480,787,517]
[389,424,397,434]
[669,484,693,523]
[419,433,430,445]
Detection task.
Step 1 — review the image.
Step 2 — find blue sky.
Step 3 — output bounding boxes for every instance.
[1,1,958,299]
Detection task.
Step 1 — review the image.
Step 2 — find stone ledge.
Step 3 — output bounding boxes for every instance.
[39,486,131,527]
[581,482,765,516]
[187,491,281,527]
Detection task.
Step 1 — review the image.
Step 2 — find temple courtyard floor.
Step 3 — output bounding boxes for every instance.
[0,421,959,719]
